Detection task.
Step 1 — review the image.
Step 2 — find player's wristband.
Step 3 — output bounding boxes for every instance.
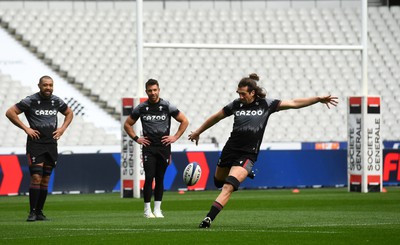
[133,136,139,142]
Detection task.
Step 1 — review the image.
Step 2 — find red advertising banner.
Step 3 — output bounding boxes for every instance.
[383,151,400,183]
[0,155,23,195]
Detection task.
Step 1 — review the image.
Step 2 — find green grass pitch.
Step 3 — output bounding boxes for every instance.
[1,188,399,244]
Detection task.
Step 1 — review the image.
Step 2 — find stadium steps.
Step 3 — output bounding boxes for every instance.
[0,17,120,120]
[368,0,384,6]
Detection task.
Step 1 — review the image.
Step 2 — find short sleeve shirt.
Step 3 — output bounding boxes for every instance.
[130,98,180,147]
[15,92,68,144]
[222,97,281,156]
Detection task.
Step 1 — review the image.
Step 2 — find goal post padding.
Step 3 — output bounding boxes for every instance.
[347,96,382,193]
[121,98,146,198]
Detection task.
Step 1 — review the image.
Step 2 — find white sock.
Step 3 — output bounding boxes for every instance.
[144,202,151,212]
[154,201,162,211]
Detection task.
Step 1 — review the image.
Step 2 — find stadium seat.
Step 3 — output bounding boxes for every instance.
[0,6,399,143]
[0,71,119,147]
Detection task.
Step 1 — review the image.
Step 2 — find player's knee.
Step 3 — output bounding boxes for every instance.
[225,176,240,192]
[30,175,42,185]
[144,176,154,186]
[214,176,225,188]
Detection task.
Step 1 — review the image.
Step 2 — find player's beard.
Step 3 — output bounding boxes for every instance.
[40,90,52,99]
[149,94,159,103]
[240,98,251,104]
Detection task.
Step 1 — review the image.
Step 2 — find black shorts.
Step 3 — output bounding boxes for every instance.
[142,145,171,166]
[218,151,255,174]
[26,141,58,167]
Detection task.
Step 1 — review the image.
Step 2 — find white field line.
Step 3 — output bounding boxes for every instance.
[2,222,399,240]
[53,227,339,234]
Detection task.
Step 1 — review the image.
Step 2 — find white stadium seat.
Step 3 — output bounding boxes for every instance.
[0,71,119,147]
[0,6,399,145]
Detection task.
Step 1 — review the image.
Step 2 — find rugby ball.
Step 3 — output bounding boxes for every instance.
[183,162,202,186]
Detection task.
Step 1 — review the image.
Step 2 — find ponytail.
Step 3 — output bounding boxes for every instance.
[238,73,266,99]
[249,73,259,81]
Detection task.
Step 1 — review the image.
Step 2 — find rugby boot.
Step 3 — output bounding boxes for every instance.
[26,211,37,222]
[35,210,49,221]
[199,217,212,228]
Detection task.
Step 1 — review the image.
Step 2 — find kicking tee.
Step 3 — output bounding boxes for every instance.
[15,92,68,144]
[222,97,281,157]
[130,98,180,147]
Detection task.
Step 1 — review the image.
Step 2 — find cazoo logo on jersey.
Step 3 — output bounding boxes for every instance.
[35,109,57,116]
[235,110,263,116]
[142,114,167,121]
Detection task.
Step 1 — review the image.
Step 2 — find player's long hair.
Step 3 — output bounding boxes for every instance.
[238,73,267,99]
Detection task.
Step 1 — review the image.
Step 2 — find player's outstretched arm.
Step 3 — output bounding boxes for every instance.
[188,109,226,145]
[278,95,338,111]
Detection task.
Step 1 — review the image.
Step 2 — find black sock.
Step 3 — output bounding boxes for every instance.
[29,185,40,213]
[36,186,48,213]
[206,201,224,221]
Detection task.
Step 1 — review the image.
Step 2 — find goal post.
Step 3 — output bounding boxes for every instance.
[347,96,382,193]
[121,98,145,198]
[127,0,383,196]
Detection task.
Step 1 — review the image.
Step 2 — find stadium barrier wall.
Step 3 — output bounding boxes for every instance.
[0,148,399,195]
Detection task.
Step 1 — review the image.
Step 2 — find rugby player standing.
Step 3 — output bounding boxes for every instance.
[124,79,189,218]
[188,73,338,228]
[6,75,73,221]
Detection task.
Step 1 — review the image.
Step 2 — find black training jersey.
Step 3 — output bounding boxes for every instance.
[130,98,180,147]
[222,97,281,156]
[15,92,68,144]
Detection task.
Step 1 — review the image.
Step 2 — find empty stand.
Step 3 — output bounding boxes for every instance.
[0,6,399,144]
